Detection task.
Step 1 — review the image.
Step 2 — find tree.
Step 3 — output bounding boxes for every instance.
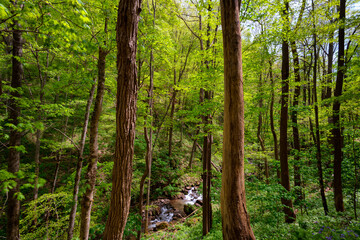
[7,16,23,240]
[103,1,142,239]
[138,1,155,237]
[220,0,255,239]
[332,0,346,212]
[279,0,296,223]
[80,20,109,240]
[67,82,96,240]
[311,0,328,215]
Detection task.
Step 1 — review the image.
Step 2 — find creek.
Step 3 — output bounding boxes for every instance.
[148,187,202,230]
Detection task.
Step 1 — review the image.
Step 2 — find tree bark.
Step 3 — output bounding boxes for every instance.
[220,1,255,239]
[33,48,49,226]
[290,41,302,203]
[202,89,213,236]
[138,3,155,237]
[257,74,269,184]
[7,21,23,240]
[168,63,176,167]
[67,82,96,240]
[168,43,192,168]
[312,8,329,215]
[202,3,214,235]
[269,60,280,182]
[325,30,334,101]
[279,0,296,223]
[332,0,346,212]
[188,135,198,169]
[103,1,141,239]
[80,46,107,240]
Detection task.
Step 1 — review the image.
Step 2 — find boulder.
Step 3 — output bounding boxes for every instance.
[175,192,185,199]
[156,221,169,230]
[184,204,196,215]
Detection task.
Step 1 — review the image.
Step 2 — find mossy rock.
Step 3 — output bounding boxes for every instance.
[184,204,196,215]
[185,217,201,227]
[155,221,169,230]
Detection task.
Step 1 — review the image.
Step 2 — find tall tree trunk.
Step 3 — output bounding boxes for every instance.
[202,89,213,236]
[168,63,176,167]
[280,0,296,223]
[138,3,155,237]
[220,1,255,239]
[325,30,334,101]
[80,46,108,240]
[188,133,198,169]
[33,49,49,226]
[168,43,192,168]
[7,21,23,240]
[269,60,280,181]
[290,41,302,203]
[202,2,214,235]
[312,9,329,215]
[333,0,346,212]
[103,1,141,239]
[67,82,96,240]
[257,74,269,184]
[353,129,358,219]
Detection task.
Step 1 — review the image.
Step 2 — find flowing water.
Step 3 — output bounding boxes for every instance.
[148,187,202,230]
[184,187,203,205]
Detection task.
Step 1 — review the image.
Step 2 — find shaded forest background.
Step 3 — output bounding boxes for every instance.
[1,0,360,239]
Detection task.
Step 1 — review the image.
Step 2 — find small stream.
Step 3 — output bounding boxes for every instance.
[184,187,203,205]
[148,187,202,230]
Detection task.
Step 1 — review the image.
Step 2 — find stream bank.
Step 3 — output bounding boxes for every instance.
[147,186,203,231]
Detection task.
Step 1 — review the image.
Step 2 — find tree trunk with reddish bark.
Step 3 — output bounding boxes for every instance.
[220,1,255,239]
[103,1,141,239]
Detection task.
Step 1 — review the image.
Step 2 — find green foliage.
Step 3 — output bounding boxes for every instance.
[123,212,142,239]
[20,192,72,240]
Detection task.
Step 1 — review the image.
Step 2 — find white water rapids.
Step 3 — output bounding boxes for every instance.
[148,187,202,229]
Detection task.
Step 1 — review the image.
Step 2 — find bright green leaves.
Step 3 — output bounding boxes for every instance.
[0,3,9,18]
[0,169,17,194]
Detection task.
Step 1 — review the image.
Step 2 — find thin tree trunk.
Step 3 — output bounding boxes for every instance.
[269,60,280,182]
[168,43,192,168]
[33,49,49,226]
[144,7,155,229]
[333,0,346,212]
[220,1,255,239]
[257,74,269,184]
[7,20,23,240]
[80,45,108,240]
[202,2,214,234]
[168,64,176,167]
[103,1,141,239]
[353,129,358,219]
[312,9,329,215]
[52,153,62,194]
[202,89,213,236]
[138,3,155,237]
[325,30,334,101]
[188,135,198,169]
[67,82,96,240]
[290,41,302,203]
[280,0,296,223]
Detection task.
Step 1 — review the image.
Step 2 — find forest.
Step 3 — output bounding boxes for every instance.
[1,0,360,239]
